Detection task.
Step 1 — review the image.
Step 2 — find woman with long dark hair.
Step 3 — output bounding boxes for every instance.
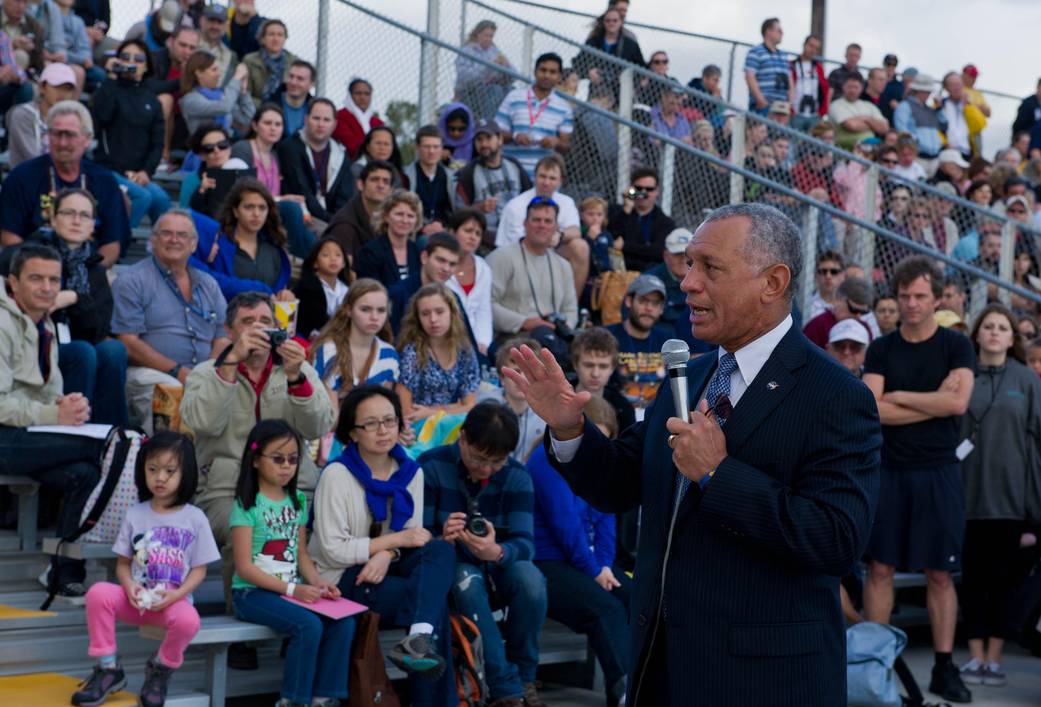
[573,7,645,99]
[349,125,406,187]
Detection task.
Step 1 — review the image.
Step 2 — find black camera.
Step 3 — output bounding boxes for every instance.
[466,500,489,538]
[547,313,574,342]
[625,186,649,201]
[264,328,288,348]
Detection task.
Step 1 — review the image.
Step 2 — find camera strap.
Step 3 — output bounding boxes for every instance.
[520,243,556,319]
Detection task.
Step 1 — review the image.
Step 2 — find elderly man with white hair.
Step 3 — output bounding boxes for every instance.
[0,99,128,265]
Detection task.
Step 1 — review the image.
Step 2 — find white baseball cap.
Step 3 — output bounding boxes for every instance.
[828,319,870,346]
[664,227,693,254]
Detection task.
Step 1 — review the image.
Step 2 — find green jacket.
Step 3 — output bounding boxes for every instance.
[241,49,299,108]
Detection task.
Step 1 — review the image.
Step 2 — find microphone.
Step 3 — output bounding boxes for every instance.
[662,339,691,421]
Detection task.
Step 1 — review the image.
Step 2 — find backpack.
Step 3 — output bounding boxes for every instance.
[846,621,907,707]
[347,611,400,707]
[450,612,489,707]
[41,426,146,609]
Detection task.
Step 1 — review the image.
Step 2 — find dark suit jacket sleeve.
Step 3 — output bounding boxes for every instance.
[696,379,880,577]
[549,414,646,515]
[277,138,328,221]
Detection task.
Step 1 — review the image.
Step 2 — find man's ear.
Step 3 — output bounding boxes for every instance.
[761,263,792,304]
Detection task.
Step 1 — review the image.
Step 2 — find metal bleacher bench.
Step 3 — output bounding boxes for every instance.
[0,476,39,551]
[41,537,116,560]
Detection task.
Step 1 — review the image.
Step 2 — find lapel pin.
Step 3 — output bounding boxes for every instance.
[766,381,779,390]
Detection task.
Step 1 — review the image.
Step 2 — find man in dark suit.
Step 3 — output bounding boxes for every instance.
[505,202,881,706]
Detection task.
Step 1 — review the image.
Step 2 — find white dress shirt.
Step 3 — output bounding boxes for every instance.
[552,314,794,462]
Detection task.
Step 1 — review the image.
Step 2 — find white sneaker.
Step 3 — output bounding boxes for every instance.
[959,658,985,685]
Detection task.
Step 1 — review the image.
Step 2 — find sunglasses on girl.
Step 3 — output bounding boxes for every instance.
[259,453,299,467]
[199,139,231,154]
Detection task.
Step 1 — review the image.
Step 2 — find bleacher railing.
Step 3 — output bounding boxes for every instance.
[325,0,1039,320]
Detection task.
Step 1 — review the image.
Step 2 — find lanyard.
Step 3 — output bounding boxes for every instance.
[520,243,556,319]
[968,365,1008,440]
[526,89,550,127]
[42,165,87,227]
[154,257,219,324]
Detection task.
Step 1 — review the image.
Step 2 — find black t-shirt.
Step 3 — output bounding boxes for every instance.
[864,326,975,468]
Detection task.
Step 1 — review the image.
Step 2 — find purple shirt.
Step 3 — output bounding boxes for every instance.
[113,501,220,596]
[650,106,691,141]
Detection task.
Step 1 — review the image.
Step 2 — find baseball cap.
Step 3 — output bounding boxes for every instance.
[157,0,183,33]
[664,227,692,254]
[902,67,919,80]
[202,4,229,21]
[938,149,969,168]
[40,62,77,87]
[962,64,979,78]
[768,100,791,115]
[1006,194,1030,210]
[473,119,498,138]
[828,319,870,347]
[626,274,667,299]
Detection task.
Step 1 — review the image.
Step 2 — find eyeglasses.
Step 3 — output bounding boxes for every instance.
[119,53,147,62]
[467,449,508,469]
[633,183,658,191]
[816,267,842,276]
[847,299,871,315]
[880,158,899,166]
[651,58,669,65]
[56,208,94,220]
[259,453,299,467]
[47,129,81,141]
[353,416,399,433]
[199,139,231,153]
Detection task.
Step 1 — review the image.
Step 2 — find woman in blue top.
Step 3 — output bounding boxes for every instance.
[530,395,632,707]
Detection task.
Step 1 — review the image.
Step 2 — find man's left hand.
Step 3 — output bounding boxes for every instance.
[278,339,307,380]
[666,398,727,484]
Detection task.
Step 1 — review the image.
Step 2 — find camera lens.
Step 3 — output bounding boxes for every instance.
[467,516,489,538]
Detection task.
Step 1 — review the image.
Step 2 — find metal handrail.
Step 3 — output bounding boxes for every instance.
[486,0,1024,103]
[338,0,1041,306]
[463,0,1041,240]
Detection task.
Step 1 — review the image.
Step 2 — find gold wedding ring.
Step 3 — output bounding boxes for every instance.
[668,434,677,449]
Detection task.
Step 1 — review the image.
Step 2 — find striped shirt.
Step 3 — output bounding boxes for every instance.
[744,43,790,107]
[495,87,574,177]
[313,338,399,393]
[419,443,536,566]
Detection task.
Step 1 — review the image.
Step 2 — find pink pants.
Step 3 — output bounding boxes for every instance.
[85,581,201,668]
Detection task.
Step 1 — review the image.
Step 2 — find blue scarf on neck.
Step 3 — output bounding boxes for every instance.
[197,86,229,128]
[335,441,419,532]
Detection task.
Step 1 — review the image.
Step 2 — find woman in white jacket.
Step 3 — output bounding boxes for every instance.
[445,209,493,355]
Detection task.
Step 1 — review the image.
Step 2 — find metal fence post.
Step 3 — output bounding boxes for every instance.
[998,220,1016,307]
[316,0,330,98]
[615,68,634,203]
[419,0,441,124]
[460,0,468,45]
[728,113,745,205]
[521,25,535,77]
[725,44,736,104]
[858,165,879,274]
[661,143,676,215]
[801,206,820,317]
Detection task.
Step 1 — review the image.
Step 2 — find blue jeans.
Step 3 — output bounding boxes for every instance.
[232,587,355,703]
[0,427,101,584]
[116,173,172,229]
[452,560,547,700]
[58,340,129,426]
[278,200,314,259]
[338,540,456,707]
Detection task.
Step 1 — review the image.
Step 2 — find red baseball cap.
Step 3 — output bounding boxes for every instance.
[962,64,979,77]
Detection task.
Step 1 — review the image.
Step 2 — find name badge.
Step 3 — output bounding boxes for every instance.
[955,438,975,461]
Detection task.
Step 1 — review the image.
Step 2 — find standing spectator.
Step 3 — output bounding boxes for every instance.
[419,402,550,707]
[111,210,229,431]
[828,74,889,150]
[826,318,869,377]
[179,50,254,137]
[789,34,829,132]
[529,395,631,707]
[744,17,790,114]
[495,52,573,179]
[1,100,127,265]
[197,4,237,85]
[241,18,296,108]
[324,160,394,265]
[396,282,480,420]
[827,42,863,93]
[862,256,976,705]
[635,50,670,106]
[607,166,676,272]
[3,0,45,73]
[0,244,101,598]
[7,61,75,167]
[894,74,946,171]
[147,25,198,168]
[453,118,532,248]
[607,274,671,407]
[874,295,900,335]
[278,98,355,226]
[273,60,314,138]
[446,209,493,354]
[404,124,455,237]
[293,237,347,340]
[809,250,846,319]
[91,38,170,229]
[455,20,513,121]
[573,7,645,101]
[879,55,905,122]
[332,78,383,161]
[958,305,1041,688]
[940,71,983,159]
[803,276,874,349]
[1012,78,1041,138]
[353,189,421,288]
[225,0,263,60]
[861,67,887,106]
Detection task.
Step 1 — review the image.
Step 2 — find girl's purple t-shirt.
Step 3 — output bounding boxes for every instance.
[113,501,221,593]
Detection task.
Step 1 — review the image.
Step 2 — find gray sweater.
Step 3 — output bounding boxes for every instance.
[486,241,577,335]
[960,358,1041,521]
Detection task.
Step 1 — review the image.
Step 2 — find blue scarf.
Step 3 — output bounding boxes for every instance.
[336,442,419,532]
[197,86,229,128]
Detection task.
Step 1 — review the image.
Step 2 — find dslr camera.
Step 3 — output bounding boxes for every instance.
[547,312,574,342]
[625,186,650,201]
[264,328,288,348]
[113,62,138,76]
[466,499,489,538]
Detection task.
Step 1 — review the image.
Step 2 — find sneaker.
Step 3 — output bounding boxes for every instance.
[58,582,88,598]
[71,663,127,706]
[139,654,174,707]
[983,662,1007,687]
[228,641,258,670]
[959,658,985,685]
[929,661,972,703]
[523,682,548,707]
[388,632,446,681]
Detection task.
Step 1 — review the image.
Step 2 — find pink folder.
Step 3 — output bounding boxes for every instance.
[280,594,368,620]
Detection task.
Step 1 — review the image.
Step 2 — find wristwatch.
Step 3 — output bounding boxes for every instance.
[168,364,182,379]
[287,372,306,386]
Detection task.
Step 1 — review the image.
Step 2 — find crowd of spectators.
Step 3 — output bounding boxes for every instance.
[0,2,1040,707]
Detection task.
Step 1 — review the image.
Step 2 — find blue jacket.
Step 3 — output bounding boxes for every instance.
[189,210,291,300]
[528,444,614,576]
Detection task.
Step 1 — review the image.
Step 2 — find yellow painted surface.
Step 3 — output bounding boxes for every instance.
[0,604,57,620]
[0,672,138,705]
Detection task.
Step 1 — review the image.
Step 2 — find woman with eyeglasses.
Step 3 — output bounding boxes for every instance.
[178,123,253,219]
[92,39,172,229]
[309,385,457,706]
[454,21,513,121]
[179,50,255,139]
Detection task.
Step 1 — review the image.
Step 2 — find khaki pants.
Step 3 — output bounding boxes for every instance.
[125,367,179,435]
[199,495,235,613]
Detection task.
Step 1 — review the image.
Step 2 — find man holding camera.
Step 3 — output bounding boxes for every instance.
[607,166,676,272]
[180,291,334,591]
[419,401,549,707]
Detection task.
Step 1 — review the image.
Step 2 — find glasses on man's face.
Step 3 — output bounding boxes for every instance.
[354,416,399,433]
[119,53,147,63]
[832,341,865,354]
[260,453,299,467]
[467,448,507,469]
[199,139,231,154]
[880,158,899,166]
[56,208,94,221]
[633,183,658,192]
[817,267,842,276]
[651,58,668,65]
[47,129,81,141]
